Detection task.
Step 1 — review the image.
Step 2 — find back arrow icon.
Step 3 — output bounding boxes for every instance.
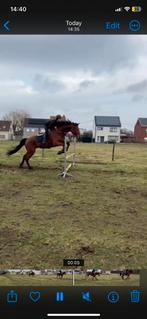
[3,20,10,31]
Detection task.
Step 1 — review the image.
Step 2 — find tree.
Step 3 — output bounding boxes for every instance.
[3,110,31,136]
[79,130,93,143]
[120,128,134,135]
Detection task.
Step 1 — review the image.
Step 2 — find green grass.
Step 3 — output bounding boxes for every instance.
[0,274,140,286]
[0,141,147,269]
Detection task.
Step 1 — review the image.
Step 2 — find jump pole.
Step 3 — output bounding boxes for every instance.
[59,136,76,178]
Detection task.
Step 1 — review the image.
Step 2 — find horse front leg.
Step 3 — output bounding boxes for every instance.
[57,141,70,155]
[66,141,70,151]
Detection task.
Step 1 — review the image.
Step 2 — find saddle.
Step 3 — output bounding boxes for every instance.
[36,133,53,147]
[36,134,46,144]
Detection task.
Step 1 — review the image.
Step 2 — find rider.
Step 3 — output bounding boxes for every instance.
[92,268,96,275]
[44,114,62,142]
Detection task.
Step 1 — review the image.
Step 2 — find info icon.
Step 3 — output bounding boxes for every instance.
[107,291,119,303]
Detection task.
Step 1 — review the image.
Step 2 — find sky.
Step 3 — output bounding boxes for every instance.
[0,35,147,130]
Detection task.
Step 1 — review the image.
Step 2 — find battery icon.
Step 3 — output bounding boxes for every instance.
[130,290,141,303]
[132,6,142,12]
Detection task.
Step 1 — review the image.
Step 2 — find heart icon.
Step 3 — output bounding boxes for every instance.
[29,291,41,302]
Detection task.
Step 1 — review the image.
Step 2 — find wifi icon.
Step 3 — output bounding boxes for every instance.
[124,6,131,12]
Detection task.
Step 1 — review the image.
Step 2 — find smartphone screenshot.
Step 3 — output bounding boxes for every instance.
[0,1,146,318]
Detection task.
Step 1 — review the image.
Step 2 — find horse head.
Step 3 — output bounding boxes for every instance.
[70,123,80,137]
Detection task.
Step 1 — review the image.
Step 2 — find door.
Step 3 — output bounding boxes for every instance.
[100,136,104,143]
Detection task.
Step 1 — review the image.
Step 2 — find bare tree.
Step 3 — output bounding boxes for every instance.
[3,110,31,136]
[120,128,134,135]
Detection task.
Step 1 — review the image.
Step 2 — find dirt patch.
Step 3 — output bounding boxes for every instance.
[0,227,31,246]
[78,245,95,255]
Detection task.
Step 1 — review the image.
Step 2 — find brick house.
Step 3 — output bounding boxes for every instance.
[134,118,147,143]
[0,120,13,140]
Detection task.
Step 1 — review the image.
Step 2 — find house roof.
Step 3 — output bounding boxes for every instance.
[24,118,49,128]
[94,116,121,127]
[138,118,147,126]
[0,120,11,132]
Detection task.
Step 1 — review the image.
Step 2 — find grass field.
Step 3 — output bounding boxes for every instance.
[0,274,140,286]
[0,141,147,270]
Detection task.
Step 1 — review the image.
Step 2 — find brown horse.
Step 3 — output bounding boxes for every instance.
[7,121,80,169]
[57,270,66,279]
[28,270,35,276]
[86,270,101,279]
[120,269,133,280]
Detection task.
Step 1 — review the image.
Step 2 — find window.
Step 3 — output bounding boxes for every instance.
[108,136,119,142]
[0,135,5,139]
[97,126,103,131]
[109,127,118,132]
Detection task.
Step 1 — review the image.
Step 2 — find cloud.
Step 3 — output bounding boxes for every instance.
[132,94,147,102]
[0,35,147,130]
[33,71,101,94]
[124,79,147,93]
[34,73,64,93]
[114,78,147,103]
[0,79,37,96]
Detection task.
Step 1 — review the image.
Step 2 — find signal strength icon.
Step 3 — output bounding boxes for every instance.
[124,6,131,12]
[115,7,122,12]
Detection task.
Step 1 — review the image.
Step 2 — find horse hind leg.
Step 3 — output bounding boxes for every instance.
[19,154,26,168]
[20,149,35,169]
[26,150,36,169]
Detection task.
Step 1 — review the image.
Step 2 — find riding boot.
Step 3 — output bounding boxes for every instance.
[44,130,48,143]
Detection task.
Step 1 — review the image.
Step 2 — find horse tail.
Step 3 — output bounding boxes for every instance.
[7,138,27,156]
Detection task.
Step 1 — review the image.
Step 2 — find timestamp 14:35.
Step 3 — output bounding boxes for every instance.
[67,27,80,32]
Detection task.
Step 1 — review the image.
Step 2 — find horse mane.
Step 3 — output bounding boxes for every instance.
[55,120,78,127]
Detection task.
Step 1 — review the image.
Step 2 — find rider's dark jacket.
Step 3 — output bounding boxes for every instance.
[45,118,59,131]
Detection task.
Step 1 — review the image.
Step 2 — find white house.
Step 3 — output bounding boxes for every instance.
[93,116,121,143]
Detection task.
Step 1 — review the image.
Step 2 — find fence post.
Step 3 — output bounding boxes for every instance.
[112,142,116,161]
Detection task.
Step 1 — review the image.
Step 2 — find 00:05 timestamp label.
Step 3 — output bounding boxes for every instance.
[63,259,84,266]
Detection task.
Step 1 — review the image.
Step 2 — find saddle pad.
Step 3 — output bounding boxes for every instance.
[36,134,45,144]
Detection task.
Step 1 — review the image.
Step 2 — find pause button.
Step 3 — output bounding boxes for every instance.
[56,292,64,302]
